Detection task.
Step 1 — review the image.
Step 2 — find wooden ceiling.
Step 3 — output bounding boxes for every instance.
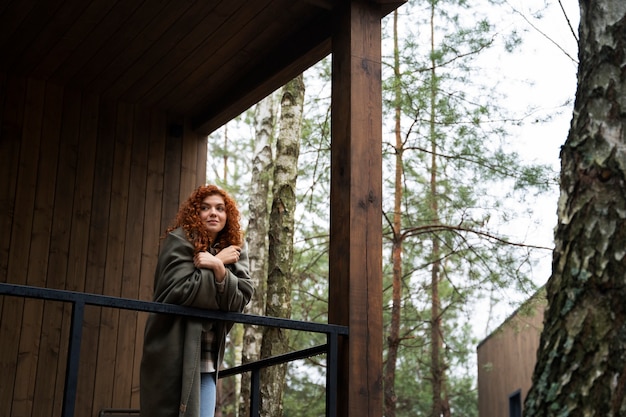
[0,0,402,135]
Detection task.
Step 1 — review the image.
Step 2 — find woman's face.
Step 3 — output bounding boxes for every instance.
[200,194,227,240]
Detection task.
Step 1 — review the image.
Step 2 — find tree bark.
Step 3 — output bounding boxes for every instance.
[259,74,305,417]
[525,2,626,416]
[240,93,276,417]
[384,9,403,417]
[428,4,450,417]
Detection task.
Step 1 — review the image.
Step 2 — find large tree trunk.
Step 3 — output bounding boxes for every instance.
[240,94,276,417]
[259,74,305,417]
[384,9,403,417]
[525,1,626,416]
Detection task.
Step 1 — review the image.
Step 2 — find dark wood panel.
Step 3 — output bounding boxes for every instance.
[112,105,149,407]
[102,0,220,101]
[0,75,26,417]
[77,97,117,417]
[48,0,143,85]
[92,102,134,410]
[179,120,202,198]
[0,74,23,279]
[128,0,251,106]
[32,84,73,417]
[161,118,183,231]
[157,0,281,109]
[130,109,168,407]
[1,0,66,72]
[13,1,92,76]
[14,80,60,417]
[0,0,350,136]
[26,83,62,417]
[72,0,175,92]
[94,0,198,97]
[0,0,38,52]
[168,1,314,113]
[31,0,121,79]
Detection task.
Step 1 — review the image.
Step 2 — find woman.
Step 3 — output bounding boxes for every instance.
[140,184,254,417]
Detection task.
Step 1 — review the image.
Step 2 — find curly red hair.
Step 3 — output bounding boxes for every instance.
[167,184,243,253]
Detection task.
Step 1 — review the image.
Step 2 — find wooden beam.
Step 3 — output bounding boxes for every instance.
[329,1,383,416]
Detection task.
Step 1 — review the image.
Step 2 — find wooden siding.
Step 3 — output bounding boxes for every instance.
[477,295,546,417]
[0,73,207,417]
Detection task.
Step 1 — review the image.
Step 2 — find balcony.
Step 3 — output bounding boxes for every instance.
[0,283,348,417]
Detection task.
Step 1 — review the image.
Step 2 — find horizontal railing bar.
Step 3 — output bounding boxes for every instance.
[98,408,140,417]
[219,344,327,378]
[0,283,348,335]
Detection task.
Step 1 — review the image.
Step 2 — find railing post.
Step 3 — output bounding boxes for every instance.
[326,332,339,417]
[250,368,261,417]
[62,300,85,417]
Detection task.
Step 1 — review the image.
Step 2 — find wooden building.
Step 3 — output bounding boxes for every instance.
[477,293,546,417]
[0,1,404,416]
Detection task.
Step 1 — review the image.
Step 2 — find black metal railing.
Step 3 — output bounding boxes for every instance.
[0,282,348,417]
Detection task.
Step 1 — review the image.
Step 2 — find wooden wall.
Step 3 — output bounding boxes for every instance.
[0,73,208,417]
[476,295,546,417]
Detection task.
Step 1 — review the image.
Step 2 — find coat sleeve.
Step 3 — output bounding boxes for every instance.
[152,229,221,310]
[217,241,255,313]
[152,228,254,313]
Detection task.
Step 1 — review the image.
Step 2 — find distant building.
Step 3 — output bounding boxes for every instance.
[477,291,546,417]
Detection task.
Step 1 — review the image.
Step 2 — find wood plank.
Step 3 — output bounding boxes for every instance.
[78,97,117,417]
[166,1,308,113]
[131,108,167,407]
[92,101,133,410]
[105,0,220,101]
[0,0,38,58]
[161,116,183,232]
[128,0,251,105]
[0,74,27,417]
[33,83,67,417]
[61,91,98,417]
[179,121,200,200]
[50,0,143,85]
[0,0,66,72]
[191,18,331,133]
[0,74,23,279]
[93,0,198,97]
[32,0,121,79]
[4,77,44,417]
[329,2,383,416]
[74,0,174,92]
[112,104,149,407]
[33,86,79,417]
[13,80,60,417]
[13,1,92,75]
[150,0,272,110]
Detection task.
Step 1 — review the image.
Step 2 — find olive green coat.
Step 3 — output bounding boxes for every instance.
[140,227,254,417]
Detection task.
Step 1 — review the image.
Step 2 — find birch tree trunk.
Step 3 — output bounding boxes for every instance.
[525,1,626,415]
[259,74,305,417]
[239,93,276,417]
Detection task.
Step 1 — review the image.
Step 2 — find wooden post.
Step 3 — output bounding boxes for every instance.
[329,1,383,416]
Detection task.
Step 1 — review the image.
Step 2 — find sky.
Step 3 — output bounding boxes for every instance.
[468,0,581,335]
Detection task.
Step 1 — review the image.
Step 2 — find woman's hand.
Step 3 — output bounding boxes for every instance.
[215,245,241,265]
[194,251,227,282]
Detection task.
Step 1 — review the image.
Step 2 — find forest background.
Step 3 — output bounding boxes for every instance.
[205,0,580,416]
